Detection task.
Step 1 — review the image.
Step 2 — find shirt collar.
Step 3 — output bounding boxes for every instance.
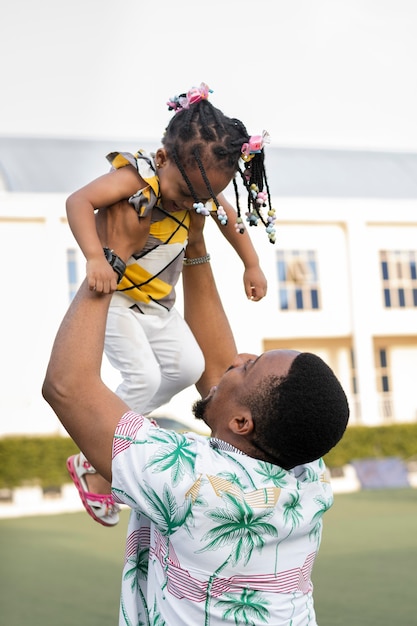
[209,437,246,455]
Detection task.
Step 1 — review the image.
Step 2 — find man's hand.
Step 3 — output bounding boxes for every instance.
[185,209,207,261]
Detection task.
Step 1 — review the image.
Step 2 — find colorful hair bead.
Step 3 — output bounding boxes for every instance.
[246,212,259,226]
[193,201,210,216]
[235,216,245,234]
[216,204,228,225]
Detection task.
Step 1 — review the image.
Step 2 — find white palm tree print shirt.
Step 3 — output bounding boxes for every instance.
[112,411,333,626]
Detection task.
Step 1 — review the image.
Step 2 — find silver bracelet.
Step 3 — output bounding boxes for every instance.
[183,253,211,266]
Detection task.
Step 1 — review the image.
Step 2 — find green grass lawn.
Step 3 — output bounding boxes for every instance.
[314,488,417,625]
[1,488,416,625]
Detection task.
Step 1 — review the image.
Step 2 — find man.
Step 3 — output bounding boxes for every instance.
[43,205,349,625]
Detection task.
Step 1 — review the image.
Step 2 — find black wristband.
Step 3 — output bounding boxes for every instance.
[103,247,126,284]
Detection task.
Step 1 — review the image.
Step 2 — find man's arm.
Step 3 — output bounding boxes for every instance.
[42,283,127,483]
[183,214,237,398]
[42,202,147,482]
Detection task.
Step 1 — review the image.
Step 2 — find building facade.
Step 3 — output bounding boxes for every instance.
[1,137,416,435]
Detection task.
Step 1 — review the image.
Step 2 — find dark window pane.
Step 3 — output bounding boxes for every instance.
[398,288,405,307]
[379,349,387,368]
[280,289,288,310]
[384,289,391,307]
[311,289,319,309]
[382,375,390,393]
[381,261,389,280]
[296,289,303,309]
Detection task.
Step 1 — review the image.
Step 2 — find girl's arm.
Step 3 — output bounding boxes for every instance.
[210,192,267,301]
[66,165,146,293]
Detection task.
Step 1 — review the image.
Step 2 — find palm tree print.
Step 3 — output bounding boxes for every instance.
[272,491,305,575]
[124,545,149,591]
[197,491,277,625]
[282,491,305,529]
[144,429,196,486]
[148,597,166,626]
[309,494,332,544]
[255,461,289,487]
[138,480,192,535]
[215,588,270,625]
[213,450,258,488]
[120,594,148,626]
[217,471,249,491]
[123,544,150,626]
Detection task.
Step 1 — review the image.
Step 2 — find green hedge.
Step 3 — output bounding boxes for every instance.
[0,436,78,489]
[324,423,417,468]
[1,424,417,488]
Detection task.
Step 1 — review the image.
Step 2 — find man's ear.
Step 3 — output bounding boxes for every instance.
[228,410,254,436]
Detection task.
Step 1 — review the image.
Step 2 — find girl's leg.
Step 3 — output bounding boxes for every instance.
[104,305,162,413]
[139,306,205,414]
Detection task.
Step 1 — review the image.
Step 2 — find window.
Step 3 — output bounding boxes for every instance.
[350,348,361,423]
[276,249,321,311]
[380,250,417,308]
[66,248,78,302]
[375,347,393,421]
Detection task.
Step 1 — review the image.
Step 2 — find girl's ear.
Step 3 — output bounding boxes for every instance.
[155,148,168,166]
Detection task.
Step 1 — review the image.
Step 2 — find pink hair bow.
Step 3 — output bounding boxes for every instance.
[241,130,271,160]
[167,82,213,112]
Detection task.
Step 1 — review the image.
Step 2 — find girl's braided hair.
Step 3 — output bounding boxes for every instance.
[162,86,276,241]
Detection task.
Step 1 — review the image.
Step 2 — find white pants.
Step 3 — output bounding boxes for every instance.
[104,303,205,415]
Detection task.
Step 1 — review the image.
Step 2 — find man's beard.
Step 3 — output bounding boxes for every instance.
[192,395,211,422]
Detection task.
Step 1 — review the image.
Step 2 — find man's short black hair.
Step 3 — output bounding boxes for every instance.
[246,352,350,470]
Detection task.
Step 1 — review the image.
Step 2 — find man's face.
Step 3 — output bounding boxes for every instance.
[193,350,299,437]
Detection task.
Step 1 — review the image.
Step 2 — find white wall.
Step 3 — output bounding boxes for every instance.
[1,191,417,436]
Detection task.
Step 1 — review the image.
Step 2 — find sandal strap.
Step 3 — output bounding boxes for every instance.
[78,453,97,476]
[67,454,120,526]
[84,492,119,516]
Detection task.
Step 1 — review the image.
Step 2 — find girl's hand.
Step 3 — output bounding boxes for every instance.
[243,265,268,301]
[86,256,119,294]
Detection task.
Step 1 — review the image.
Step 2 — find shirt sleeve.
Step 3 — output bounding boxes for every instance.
[111,411,201,530]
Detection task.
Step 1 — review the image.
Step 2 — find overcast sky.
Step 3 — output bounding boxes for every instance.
[1,0,417,152]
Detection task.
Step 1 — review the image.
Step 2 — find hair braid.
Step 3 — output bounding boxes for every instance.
[171,147,199,204]
[193,147,220,209]
[163,92,276,242]
[163,100,249,172]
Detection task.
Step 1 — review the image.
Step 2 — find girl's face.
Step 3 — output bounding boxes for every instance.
[155,148,232,213]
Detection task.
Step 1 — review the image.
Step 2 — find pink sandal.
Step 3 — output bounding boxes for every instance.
[66,453,120,527]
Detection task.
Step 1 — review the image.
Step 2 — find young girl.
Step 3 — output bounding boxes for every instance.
[65,82,276,526]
